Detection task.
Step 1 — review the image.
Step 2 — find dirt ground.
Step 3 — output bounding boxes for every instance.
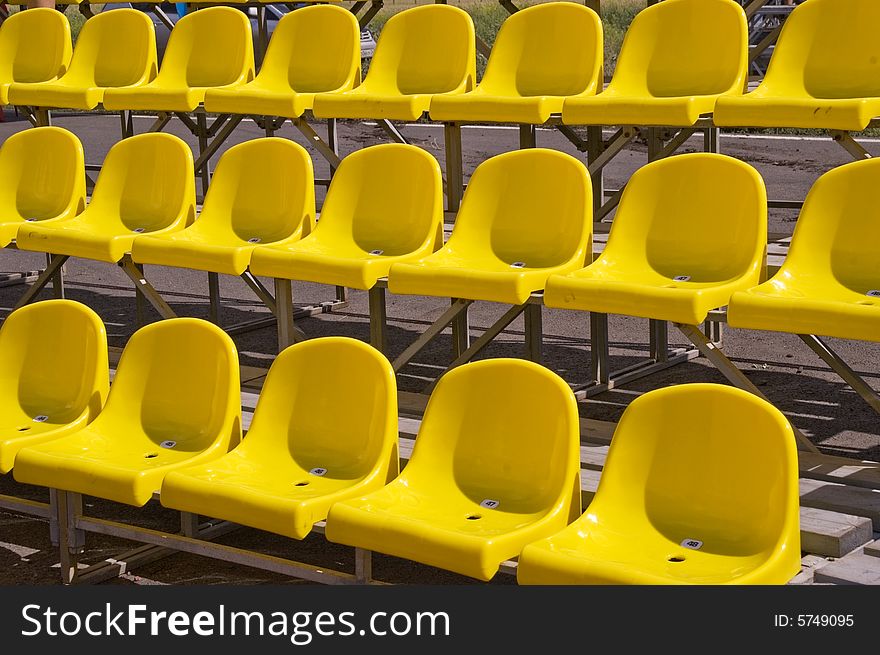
[0,110,877,584]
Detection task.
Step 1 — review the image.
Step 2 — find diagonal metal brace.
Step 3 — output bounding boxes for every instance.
[393,299,473,372]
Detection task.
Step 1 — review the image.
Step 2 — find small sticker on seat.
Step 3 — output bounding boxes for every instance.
[248,237,261,244]
[510,262,526,269]
[673,275,691,282]
[369,249,384,255]
[132,228,145,233]
[33,415,49,423]
[479,499,500,509]
[309,467,327,477]
[160,440,176,449]
[680,538,703,550]
[867,290,880,297]
[25,218,38,222]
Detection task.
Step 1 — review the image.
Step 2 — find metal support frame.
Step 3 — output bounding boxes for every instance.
[519,124,536,149]
[274,277,307,351]
[292,116,343,169]
[13,254,68,310]
[798,334,880,415]
[524,302,542,363]
[574,311,700,400]
[444,122,464,213]
[830,130,872,160]
[675,322,820,453]
[368,285,388,352]
[450,298,471,358]
[378,119,409,145]
[208,271,221,325]
[392,298,472,373]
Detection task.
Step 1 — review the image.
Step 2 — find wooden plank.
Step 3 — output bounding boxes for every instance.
[814,550,880,585]
[799,479,880,531]
[798,507,873,558]
[797,452,880,490]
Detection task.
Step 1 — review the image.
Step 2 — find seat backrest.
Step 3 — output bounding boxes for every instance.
[603,153,766,284]
[593,384,799,555]
[609,0,747,97]
[158,6,254,87]
[0,127,85,222]
[446,148,592,269]
[0,8,72,86]
[99,318,240,450]
[778,158,880,289]
[248,337,398,481]
[68,9,157,88]
[403,359,580,515]
[478,3,602,97]
[315,144,443,256]
[760,0,880,98]
[87,133,195,232]
[363,5,475,95]
[0,300,108,420]
[258,5,360,94]
[200,138,315,242]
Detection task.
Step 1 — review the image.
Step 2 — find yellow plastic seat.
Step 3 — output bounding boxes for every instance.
[131,138,314,276]
[0,8,72,106]
[429,3,602,125]
[7,8,157,111]
[249,144,442,290]
[0,127,85,248]
[103,6,254,113]
[728,158,880,342]
[518,384,801,585]
[312,5,475,121]
[714,0,880,131]
[161,337,398,540]
[0,300,108,475]
[204,5,360,119]
[544,153,766,325]
[325,358,581,581]
[388,148,591,305]
[15,133,195,264]
[13,318,241,507]
[562,0,747,127]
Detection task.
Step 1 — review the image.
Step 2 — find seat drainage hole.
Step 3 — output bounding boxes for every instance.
[18,427,30,432]
[668,556,685,563]
[466,514,482,521]
[144,453,158,459]
[294,481,309,487]
[857,301,874,306]
[132,227,146,234]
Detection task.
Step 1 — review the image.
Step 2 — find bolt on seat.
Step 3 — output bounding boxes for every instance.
[161,337,399,540]
[0,7,72,106]
[13,318,242,507]
[131,138,315,276]
[715,0,880,131]
[15,133,195,264]
[388,148,592,306]
[728,158,880,342]
[7,8,157,111]
[517,384,801,585]
[311,4,476,121]
[325,358,581,581]
[562,0,748,127]
[0,127,85,248]
[204,5,361,119]
[249,143,443,290]
[544,153,767,326]
[0,300,108,474]
[429,2,603,125]
[103,6,254,113]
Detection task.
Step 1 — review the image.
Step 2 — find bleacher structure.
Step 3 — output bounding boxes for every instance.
[0,0,878,586]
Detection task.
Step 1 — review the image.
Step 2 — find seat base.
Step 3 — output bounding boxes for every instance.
[728,285,880,343]
[312,91,433,122]
[16,221,139,264]
[429,92,567,125]
[102,85,212,113]
[562,94,718,127]
[7,81,106,111]
[714,95,880,132]
[204,85,314,119]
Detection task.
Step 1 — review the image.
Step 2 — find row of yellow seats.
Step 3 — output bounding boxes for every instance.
[2,0,877,130]
[2,125,876,345]
[1,299,801,584]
